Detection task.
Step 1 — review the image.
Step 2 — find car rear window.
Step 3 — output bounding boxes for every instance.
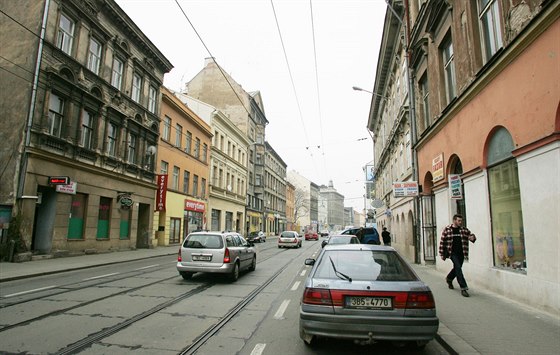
[183,234,223,249]
[314,250,418,282]
[281,232,295,237]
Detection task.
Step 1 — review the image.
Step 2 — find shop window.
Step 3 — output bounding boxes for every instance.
[487,128,526,272]
[211,209,221,231]
[68,193,87,240]
[225,212,233,232]
[119,207,131,239]
[97,197,111,239]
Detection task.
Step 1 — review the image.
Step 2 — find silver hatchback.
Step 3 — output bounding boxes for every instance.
[177,231,256,282]
[300,244,438,349]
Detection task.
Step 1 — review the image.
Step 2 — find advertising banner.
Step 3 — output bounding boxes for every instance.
[156,174,168,211]
[449,174,463,200]
[393,181,419,197]
[184,199,205,212]
[366,164,375,183]
[432,153,444,182]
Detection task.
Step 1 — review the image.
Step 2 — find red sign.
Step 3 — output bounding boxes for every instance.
[156,174,168,211]
[184,199,205,212]
[48,176,70,185]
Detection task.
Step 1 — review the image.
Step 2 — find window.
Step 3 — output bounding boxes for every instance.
[183,170,190,194]
[97,197,111,239]
[211,209,221,231]
[479,0,503,62]
[193,174,199,197]
[441,36,456,103]
[111,57,124,90]
[420,73,430,129]
[160,160,168,175]
[87,37,102,74]
[172,166,180,190]
[487,128,526,272]
[201,178,206,198]
[202,143,208,163]
[256,174,262,186]
[81,110,94,149]
[57,13,75,55]
[185,131,192,154]
[163,116,171,141]
[175,124,182,148]
[194,138,200,159]
[148,86,157,113]
[132,73,142,103]
[48,93,64,137]
[107,123,117,156]
[127,133,137,164]
[225,212,233,231]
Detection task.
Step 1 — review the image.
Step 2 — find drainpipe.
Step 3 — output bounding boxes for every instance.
[17,0,50,199]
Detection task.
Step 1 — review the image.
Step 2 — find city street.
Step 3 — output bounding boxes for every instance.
[0,239,448,354]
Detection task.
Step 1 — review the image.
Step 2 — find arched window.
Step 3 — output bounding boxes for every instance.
[487,128,526,272]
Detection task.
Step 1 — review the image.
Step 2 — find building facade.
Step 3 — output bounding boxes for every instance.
[0,0,172,257]
[154,87,211,246]
[370,0,559,313]
[285,181,296,232]
[264,142,287,235]
[319,181,344,231]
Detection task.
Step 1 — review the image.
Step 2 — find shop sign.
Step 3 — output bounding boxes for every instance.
[156,174,167,211]
[185,199,205,212]
[449,174,463,200]
[48,176,70,185]
[432,153,444,182]
[393,181,418,197]
[55,181,77,194]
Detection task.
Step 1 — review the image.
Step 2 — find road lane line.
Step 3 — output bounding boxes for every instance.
[291,281,300,291]
[83,272,119,280]
[250,343,266,355]
[300,270,306,276]
[274,299,290,319]
[4,285,57,298]
[135,264,159,270]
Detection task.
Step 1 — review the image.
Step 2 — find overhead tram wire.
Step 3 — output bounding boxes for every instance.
[173,0,254,122]
[309,0,328,177]
[270,0,319,178]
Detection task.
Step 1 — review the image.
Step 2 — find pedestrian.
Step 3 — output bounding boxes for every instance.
[381,227,391,246]
[439,214,476,297]
[355,227,365,243]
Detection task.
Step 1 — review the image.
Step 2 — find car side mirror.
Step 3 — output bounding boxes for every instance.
[321,241,327,248]
[304,258,315,266]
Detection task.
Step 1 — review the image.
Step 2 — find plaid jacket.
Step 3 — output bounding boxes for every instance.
[439,224,476,260]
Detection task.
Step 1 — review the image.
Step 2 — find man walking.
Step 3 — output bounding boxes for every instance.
[439,214,476,297]
[381,227,391,246]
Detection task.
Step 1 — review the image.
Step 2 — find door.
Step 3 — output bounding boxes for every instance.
[421,195,437,263]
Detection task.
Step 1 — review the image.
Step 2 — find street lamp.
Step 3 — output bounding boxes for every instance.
[352,86,389,101]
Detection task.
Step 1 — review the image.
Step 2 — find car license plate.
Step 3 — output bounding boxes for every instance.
[346,296,392,309]
[192,255,212,261]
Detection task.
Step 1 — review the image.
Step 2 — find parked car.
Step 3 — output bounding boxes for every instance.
[319,231,330,237]
[177,231,256,282]
[278,231,302,248]
[247,230,266,243]
[321,235,360,248]
[341,226,380,245]
[305,230,319,241]
[300,244,439,348]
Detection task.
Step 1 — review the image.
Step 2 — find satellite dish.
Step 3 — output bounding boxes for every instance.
[227,185,232,191]
[146,146,156,156]
[371,199,384,208]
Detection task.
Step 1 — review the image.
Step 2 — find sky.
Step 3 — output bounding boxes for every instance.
[115,0,388,211]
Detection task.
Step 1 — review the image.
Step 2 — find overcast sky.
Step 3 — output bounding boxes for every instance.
[115,0,387,211]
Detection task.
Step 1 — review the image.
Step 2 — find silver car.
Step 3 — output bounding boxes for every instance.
[300,244,439,349]
[177,231,256,281]
[278,230,302,248]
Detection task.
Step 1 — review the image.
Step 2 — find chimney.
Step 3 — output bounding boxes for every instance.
[204,57,215,67]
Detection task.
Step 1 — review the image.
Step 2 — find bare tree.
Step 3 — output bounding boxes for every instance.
[293,188,309,227]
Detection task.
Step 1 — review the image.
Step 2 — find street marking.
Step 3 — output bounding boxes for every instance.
[291,281,300,291]
[135,264,159,270]
[83,272,119,281]
[274,299,290,319]
[300,270,306,276]
[250,343,266,355]
[3,285,56,298]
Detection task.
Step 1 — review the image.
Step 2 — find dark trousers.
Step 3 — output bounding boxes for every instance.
[446,254,468,290]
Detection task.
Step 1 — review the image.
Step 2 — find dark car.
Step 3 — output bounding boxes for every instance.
[300,244,439,348]
[247,231,266,243]
[321,235,360,248]
[341,227,380,245]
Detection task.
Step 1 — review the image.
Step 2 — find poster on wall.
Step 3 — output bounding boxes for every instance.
[156,174,168,211]
[365,164,375,182]
[449,174,463,199]
[432,153,444,182]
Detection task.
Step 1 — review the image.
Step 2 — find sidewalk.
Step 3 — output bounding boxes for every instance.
[1,247,559,354]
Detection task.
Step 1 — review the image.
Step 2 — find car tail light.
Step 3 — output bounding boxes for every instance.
[302,288,333,306]
[177,247,182,262]
[405,291,435,309]
[223,248,231,263]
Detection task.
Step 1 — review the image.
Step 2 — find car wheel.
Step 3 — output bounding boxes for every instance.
[180,271,193,280]
[230,262,240,282]
[248,256,256,271]
[407,341,428,350]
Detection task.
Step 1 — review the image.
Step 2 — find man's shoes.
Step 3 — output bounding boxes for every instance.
[446,278,454,289]
[461,290,470,297]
